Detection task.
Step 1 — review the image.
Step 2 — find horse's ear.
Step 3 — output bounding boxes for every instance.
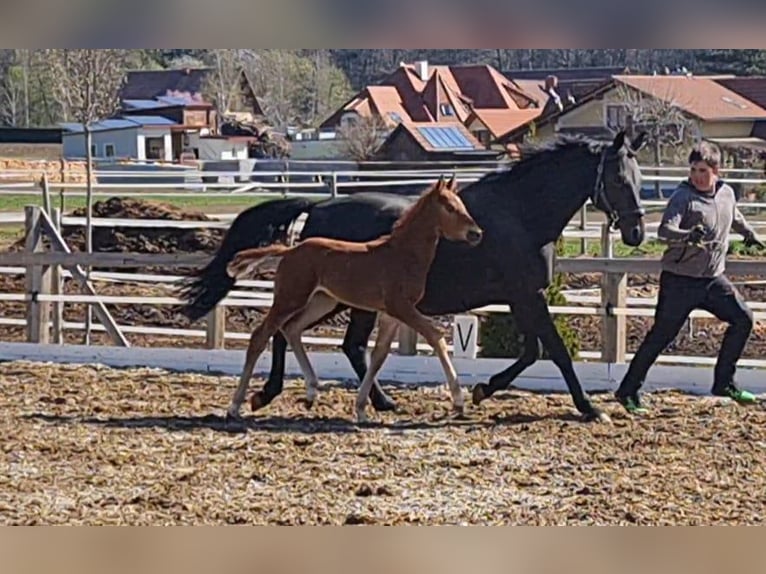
[611,130,626,151]
[630,131,648,153]
[447,172,456,189]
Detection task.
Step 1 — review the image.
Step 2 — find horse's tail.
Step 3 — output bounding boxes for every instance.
[177,197,315,322]
[226,244,291,280]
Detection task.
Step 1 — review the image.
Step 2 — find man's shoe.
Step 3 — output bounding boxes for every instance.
[615,392,649,415]
[711,383,758,404]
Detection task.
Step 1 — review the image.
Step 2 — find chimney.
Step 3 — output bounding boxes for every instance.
[415,60,429,82]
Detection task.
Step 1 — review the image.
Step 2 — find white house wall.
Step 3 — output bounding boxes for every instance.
[62,128,139,160]
[192,137,248,161]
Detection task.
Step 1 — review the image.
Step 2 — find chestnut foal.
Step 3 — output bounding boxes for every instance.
[225,175,483,422]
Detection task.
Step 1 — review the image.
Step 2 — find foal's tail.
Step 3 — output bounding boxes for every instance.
[226,245,292,280]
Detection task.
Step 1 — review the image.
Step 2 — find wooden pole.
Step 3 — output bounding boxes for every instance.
[398,326,418,356]
[600,222,626,363]
[24,205,51,344]
[85,125,94,344]
[51,207,64,344]
[205,305,226,349]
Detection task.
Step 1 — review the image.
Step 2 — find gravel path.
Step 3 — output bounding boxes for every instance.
[1,361,765,525]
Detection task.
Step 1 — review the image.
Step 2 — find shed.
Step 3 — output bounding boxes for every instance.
[60,116,177,161]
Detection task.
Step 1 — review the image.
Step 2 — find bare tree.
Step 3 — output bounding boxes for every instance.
[41,49,129,343]
[612,81,696,196]
[201,49,249,133]
[336,114,389,161]
[613,82,696,161]
[0,49,31,127]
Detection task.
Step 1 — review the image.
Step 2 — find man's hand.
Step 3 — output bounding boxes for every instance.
[743,230,765,249]
[687,224,706,245]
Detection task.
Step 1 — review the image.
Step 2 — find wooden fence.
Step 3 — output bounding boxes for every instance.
[4,205,766,369]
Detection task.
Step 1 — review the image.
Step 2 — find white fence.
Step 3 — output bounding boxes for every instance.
[2,164,766,385]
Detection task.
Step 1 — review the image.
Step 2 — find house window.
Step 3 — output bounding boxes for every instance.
[145,136,165,160]
[104,144,116,158]
[90,144,97,157]
[605,104,628,129]
[440,104,455,116]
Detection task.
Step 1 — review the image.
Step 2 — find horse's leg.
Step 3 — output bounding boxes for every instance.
[256,331,289,410]
[227,300,308,419]
[280,293,340,408]
[343,309,397,412]
[472,332,541,405]
[388,305,464,415]
[355,313,400,423]
[524,290,608,423]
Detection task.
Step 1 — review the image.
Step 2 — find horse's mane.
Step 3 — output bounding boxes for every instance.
[475,133,607,189]
[391,179,442,234]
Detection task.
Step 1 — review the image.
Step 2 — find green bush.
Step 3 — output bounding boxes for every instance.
[478,238,581,360]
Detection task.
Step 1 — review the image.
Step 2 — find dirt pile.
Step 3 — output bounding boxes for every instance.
[62,197,225,255]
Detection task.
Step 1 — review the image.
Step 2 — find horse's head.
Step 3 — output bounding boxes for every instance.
[592,130,647,247]
[432,175,483,246]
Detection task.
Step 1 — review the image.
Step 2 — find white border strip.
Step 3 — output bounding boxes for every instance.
[2,342,765,397]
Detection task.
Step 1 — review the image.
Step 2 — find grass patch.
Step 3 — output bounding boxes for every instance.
[560,237,667,257]
[0,193,286,213]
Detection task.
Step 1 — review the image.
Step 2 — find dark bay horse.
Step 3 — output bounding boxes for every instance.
[224,176,483,422]
[179,131,647,422]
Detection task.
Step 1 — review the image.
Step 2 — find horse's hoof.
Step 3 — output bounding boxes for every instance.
[471,384,487,406]
[250,392,267,412]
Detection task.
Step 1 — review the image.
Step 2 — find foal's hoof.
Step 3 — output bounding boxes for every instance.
[225,410,242,422]
[582,409,612,424]
[355,408,370,425]
[371,394,397,413]
[451,403,467,419]
[300,397,315,410]
[250,392,268,412]
[471,384,488,406]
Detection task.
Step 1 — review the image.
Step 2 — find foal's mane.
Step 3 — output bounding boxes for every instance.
[390,179,443,234]
[475,133,606,191]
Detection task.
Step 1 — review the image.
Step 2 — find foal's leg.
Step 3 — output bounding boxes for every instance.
[280,292,340,408]
[227,301,308,419]
[355,313,400,423]
[388,305,464,414]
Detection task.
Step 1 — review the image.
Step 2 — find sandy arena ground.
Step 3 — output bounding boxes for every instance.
[1,360,765,525]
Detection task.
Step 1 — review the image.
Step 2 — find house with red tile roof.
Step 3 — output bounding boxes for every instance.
[320,60,547,158]
[496,74,766,158]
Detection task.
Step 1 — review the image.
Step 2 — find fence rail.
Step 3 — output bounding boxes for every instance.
[5,205,766,368]
[4,157,766,369]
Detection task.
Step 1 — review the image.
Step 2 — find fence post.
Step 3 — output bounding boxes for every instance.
[50,207,64,344]
[398,326,418,356]
[24,205,51,344]
[579,204,588,255]
[330,172,338,198]
[599,221,626,363]
[206,304,226,349]
[600,221,613,258]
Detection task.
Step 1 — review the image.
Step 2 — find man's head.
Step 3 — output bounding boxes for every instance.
[688,141,721,193]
